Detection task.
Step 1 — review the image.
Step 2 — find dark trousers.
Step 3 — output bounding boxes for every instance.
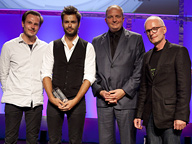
[97,107,136,144]
[147,114,181,144]
[4,103,43,144]
[47,97,86,144]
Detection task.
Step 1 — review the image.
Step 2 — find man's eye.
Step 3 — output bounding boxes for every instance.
[152,27,158,30]
[146,30,150,33]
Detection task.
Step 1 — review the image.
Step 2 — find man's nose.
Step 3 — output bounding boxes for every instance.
[31,24,35,29]
[68,23,72,27]
[112,17,117,22]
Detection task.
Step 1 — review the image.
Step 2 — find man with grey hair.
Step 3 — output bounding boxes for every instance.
[134,16,191,144]
[92,5,145,144]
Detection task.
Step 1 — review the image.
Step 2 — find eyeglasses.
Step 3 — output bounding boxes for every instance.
[144,26,164,34]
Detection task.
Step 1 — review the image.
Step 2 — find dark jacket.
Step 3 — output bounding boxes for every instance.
[136,40,191,129]
[92,28,145,110]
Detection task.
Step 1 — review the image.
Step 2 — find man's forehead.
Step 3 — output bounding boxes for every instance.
[106,8,123,16]
[25,15,40,23]
[63,15,77,20]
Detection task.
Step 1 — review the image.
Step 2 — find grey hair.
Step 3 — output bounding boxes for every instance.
[144,16,165,27]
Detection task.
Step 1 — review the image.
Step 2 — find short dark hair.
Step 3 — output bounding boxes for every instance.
[22,10,44,27]
[61,6,81,24]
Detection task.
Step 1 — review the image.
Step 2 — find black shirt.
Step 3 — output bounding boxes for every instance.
[149,48,163,77]
[28,44,33,51]
[109,27,123,58]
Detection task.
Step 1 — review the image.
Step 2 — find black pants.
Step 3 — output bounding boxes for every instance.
[47,97,86,144]
[4,103,43,144]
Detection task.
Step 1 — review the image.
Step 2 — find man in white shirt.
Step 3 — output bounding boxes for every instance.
[41,6,96,144]
[0,10,48,143]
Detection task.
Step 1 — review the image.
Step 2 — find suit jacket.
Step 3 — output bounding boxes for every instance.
[136,40,191,129]
[92,28,145,109]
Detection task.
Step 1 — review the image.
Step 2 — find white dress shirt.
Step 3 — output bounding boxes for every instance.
[0,34,48,107]
[41,35,96,85]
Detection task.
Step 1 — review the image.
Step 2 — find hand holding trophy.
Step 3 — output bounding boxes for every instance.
[52,87,68,103]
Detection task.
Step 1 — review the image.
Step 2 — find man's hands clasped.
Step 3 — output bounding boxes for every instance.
[50,96,77,112]
[99,89,125,104]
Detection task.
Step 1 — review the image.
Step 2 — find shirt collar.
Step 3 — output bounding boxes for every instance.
[61,35,79,46]
[18,33,40,45]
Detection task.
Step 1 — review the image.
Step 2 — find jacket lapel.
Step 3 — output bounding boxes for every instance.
[101,32,112,63]
[146,50,153,80]
[112,28,127,62]
[153,42,170,78]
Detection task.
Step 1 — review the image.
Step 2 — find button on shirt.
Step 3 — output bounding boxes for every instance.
[0,34,48,107]
[41,35,96,85]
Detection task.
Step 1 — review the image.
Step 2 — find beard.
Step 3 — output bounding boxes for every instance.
[64,27,78,37]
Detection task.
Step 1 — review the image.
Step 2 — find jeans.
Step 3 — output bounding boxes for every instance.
[146,114,181,144]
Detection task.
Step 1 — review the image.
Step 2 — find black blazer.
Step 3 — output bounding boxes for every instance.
[136,40,191,129]
[92,28,145,110]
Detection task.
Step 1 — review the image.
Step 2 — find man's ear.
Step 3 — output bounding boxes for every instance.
[163,26,167,34]
[105,18,107,24]
[122,17,125,23]
[22,21,24,28]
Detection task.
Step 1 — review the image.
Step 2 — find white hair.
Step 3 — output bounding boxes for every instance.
[144,16,165,27]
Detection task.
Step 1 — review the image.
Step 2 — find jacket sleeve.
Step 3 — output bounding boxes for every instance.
[174,46,191,122]
[122,35,145,98]
[135,54,148,119]
[91,37,103,96]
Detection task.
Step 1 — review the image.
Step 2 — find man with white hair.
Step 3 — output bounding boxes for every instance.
[134,16,191,144]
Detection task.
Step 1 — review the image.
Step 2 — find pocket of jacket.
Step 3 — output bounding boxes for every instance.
[164,98,176,105]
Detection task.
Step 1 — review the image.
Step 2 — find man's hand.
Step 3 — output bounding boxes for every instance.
[100,90,110,99]
[100,89,125,104]
[49,97,65,110]
[100,90,118,104]
[134,118,143,130]
[59,99,78,111]
[108,89,125,104]
[174,120,186,130]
